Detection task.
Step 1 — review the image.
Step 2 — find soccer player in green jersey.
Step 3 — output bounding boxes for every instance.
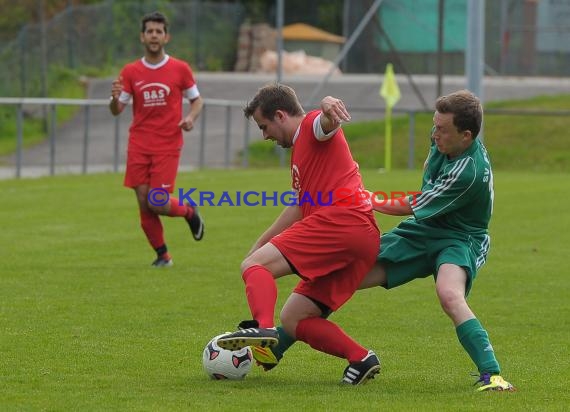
[252,89,515,392]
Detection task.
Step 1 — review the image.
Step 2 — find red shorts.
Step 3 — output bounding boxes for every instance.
[270,207,380,311]
[123,151,180,193]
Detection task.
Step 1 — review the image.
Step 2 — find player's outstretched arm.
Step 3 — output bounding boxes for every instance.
[319,96,351,134]
[371,192,413,216]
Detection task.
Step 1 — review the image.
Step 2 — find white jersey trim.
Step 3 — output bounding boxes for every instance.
[292,124,301,145]
[412,157,475,219]
[184,85,200,100]
[313,113,339,141]
[141,54,170,69]
[118,91,131,104]
[475,234,491,269]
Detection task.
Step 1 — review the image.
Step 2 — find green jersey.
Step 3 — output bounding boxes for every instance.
[411,137,494,237]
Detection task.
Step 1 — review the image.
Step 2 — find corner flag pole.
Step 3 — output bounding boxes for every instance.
[379,63,401,172]
[385,104,393,171]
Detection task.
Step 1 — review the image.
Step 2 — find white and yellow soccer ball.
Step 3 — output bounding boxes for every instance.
[202,334,253,380]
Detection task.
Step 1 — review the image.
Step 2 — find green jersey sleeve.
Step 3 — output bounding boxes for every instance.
[411,157,477,221]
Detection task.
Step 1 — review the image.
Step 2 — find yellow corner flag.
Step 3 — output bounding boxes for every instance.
[379,63,401,172]
[380,63,401,109]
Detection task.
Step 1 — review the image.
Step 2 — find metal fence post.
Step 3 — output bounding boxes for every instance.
[82,105,90,174]
[199,104,206,169]
[224,105,232,168]
[242,118,250,168]
[113,115,120,173]
[49,104,56,176]
[16,104,23,178]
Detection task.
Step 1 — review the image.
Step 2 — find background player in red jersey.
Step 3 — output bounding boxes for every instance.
[217,84,381,385]
[109,11,204,267]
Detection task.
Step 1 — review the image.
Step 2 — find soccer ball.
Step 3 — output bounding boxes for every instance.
[202,334,253,380]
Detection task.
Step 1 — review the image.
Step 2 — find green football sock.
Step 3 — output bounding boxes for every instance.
[272,307,333,359]
[456,318,501,374]
[272,326,296,360]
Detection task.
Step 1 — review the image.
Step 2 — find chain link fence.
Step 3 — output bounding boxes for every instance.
[1,0,569,97]
[0,0,246,97]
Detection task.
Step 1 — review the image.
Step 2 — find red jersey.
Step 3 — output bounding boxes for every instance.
[119,55,198,154]
[291,110,372,217]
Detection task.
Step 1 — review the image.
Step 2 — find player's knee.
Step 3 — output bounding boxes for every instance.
[436,286,465,315]
[146,202,164,215]
[241,248,273,274]
[240,257,256,274]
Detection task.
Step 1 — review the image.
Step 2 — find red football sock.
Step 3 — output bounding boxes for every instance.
[140,209,165,249]
[296,317,368,363]
[242,265,277,328]
[167,198,194,219]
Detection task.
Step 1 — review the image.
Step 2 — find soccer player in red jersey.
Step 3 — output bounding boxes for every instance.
[109,11,204,267]
[217,84,381,385]
[241,90,515,392]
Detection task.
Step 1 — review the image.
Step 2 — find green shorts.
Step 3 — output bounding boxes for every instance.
[378,218,490,296]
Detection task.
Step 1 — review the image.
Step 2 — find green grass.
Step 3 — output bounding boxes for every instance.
[242,94,570,172]
[1,169,569,411]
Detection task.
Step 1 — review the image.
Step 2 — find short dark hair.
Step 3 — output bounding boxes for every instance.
[244,83,305,119]
[141,11,169,33]
[435,89,483,139]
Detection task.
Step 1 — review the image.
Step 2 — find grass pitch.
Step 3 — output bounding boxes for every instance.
[1,169,569,411]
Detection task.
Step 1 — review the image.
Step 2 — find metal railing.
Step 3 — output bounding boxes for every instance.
[0,97,251,179]
[1,97,569,179]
